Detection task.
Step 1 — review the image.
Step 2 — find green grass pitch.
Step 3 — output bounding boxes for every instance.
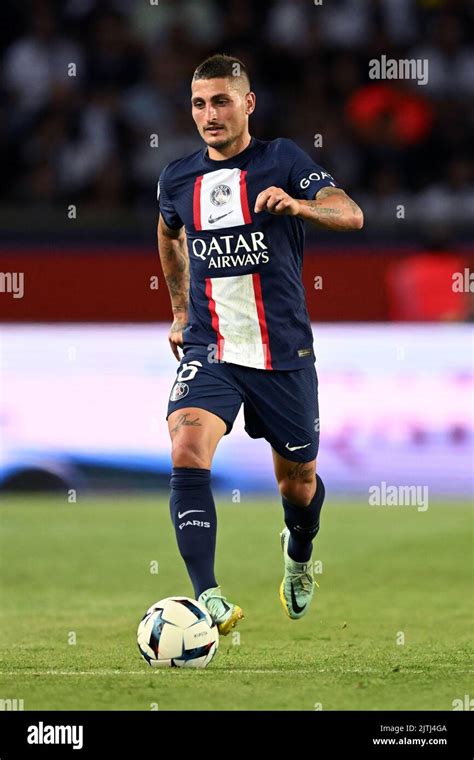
[0,495,472,710]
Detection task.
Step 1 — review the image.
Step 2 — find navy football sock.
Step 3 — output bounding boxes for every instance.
[282,474,326,562]
[169,467,218,598]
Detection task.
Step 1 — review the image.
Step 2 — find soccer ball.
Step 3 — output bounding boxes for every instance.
[137,596,219,668]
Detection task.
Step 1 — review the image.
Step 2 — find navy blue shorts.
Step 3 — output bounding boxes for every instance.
[166,346,319,462]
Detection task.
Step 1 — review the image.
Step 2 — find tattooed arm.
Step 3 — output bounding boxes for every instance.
[297,187,364,230]
[254,185,364,231]
[157,214,190,360]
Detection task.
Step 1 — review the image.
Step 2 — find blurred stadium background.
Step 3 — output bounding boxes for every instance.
[0,0,473,498]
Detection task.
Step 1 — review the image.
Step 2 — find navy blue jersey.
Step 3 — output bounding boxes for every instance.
[158,137,338,370]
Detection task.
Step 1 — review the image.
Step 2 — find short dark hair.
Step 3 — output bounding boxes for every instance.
[192,54,250,88]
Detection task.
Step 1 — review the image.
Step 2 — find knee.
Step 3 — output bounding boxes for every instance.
[278,476,317,507]
[171,441,210,470]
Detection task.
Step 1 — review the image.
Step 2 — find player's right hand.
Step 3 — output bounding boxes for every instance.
[254,186,300,216]
[168,317,187,360]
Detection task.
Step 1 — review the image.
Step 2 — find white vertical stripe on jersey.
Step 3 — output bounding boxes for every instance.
[208,274,269,369]
[198,168,248,230]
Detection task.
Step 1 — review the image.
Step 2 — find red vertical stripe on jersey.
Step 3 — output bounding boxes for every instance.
[239,170,252,224]
[193,175,203,231]
[205,277,224,360]
[252,273,273,369]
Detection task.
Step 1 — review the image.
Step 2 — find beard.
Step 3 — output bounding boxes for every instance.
[203,129,235,151]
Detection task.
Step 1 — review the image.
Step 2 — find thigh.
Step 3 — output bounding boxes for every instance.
[168,406,227,469]
[271,450,317,483]
[242,364,320,463]
[166,350,243,467]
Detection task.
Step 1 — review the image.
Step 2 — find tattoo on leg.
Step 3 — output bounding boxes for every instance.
[170,413,202,433]
[287,462,313,480]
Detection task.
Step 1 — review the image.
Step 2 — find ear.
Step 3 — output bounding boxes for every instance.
[245,91,256,115]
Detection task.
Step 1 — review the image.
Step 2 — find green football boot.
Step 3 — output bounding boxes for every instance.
[279,527,318,619]
[198,586,244,635]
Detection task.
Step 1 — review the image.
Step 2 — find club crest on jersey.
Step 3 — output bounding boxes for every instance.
[170,382,189,401]
[210,184,232,206]
[193,168,252,230]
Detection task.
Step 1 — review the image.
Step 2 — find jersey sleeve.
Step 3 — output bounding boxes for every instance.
[286,140,339,200]
[157,165,183,229]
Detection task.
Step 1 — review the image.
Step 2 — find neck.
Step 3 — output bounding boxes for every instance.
[207,132,252,160]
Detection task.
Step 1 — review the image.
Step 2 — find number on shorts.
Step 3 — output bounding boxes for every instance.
[177,360,202,382]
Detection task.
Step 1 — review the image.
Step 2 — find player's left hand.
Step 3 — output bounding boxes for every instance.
[254,187,300,216]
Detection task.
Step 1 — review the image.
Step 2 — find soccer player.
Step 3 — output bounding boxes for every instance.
[157,54,363,635]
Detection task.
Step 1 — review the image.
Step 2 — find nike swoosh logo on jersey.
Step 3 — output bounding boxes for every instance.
[290,582,306,613]
[285,442,311,451]
[208,211,232,224]
[177,510,206,519]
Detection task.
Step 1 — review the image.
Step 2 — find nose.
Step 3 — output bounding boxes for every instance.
[205,103,218,123]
